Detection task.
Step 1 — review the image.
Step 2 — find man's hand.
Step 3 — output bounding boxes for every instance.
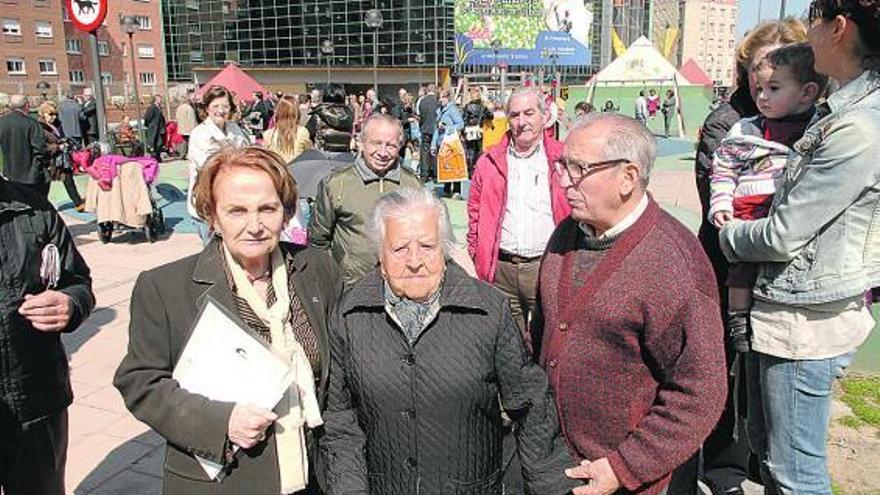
[567,458,621,495]
[18,290,72,332]
[228,403,277,450]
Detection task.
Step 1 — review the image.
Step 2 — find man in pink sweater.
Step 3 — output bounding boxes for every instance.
[536,113,727,494]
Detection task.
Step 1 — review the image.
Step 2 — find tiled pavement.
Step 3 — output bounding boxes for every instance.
[61,224,202,494]
[59,161,759,494]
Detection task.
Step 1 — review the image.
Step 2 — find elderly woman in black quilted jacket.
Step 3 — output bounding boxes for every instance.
[319,187,577,495]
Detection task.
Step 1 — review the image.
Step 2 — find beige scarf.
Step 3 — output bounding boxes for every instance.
[222,245,323,494]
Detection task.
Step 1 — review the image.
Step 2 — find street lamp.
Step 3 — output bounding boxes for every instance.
[364,9,383,96]
[36,80,50,101]
[320,39,335,86]
[120,14,144,143]
[415,52,426,84]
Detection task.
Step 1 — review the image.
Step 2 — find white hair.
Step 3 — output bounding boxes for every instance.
[370,187,456,258]
[8,94,27,110]
[360,113,406,147]
[504,87,545,115]
[569,112,656,186]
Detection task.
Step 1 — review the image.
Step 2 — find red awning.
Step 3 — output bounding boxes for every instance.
[680,59,714,87]
[195,63,267,103]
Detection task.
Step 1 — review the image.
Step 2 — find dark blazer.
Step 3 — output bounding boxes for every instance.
[144,103,166,154]
[58,98,82,139]
[81,98,98,137]
[0,179,94,424]
[0,110,49,185]
[114,240,340,495]
[320,262,577,495]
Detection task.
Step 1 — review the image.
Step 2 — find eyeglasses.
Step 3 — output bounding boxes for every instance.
[554,157,631,187]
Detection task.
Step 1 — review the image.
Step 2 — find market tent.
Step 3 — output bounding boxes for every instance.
[195,63,267,103]
[570,37,712,138]
[587,36,690,85]
[680,58,714,87]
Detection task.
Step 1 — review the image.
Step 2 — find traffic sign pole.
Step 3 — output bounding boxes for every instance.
[88,32,108,143]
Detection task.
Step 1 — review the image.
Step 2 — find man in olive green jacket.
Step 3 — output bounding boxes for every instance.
[308,114,422,287]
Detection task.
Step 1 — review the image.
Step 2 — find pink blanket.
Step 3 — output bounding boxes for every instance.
[85,155,159,190]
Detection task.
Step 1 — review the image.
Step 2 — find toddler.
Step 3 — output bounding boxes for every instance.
[709,43,828,350]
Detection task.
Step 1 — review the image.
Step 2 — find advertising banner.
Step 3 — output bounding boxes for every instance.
[455,0,592,66]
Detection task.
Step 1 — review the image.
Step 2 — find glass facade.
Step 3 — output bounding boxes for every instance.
[164,0,456,81]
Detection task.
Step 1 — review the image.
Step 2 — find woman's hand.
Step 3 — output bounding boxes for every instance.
[713,211,733,228]
[227,403,278,449]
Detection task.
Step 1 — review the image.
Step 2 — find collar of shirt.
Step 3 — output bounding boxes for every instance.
[354,155,401,184]
[823,70,880,117]
[508,141,543,160]
[580,194,649,239]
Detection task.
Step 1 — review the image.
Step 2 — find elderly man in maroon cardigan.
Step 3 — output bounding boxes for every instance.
[534,113,728,495]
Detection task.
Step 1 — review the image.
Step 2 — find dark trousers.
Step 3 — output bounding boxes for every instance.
[0,409,68,495]
[60,172,83,207]
[418,132,436,181]
[696,182,752,494]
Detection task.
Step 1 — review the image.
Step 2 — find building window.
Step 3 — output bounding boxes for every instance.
[139,72,156,86]
[2,18,21,36]
[101,72,112,85]
[135,15,151,30]
[35,20,52,38]
[66,39,82,53]
[137,44,155,58]
[6,58,25,75]
[38,58,56,75]
[69,70,85,83]
[98,41,110,56]
[190,50,203,62]
[186,0,199,10]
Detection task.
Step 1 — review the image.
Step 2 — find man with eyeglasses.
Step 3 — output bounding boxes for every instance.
[535,112,727,495]
[467,88,571,342]
[309,113,422,288]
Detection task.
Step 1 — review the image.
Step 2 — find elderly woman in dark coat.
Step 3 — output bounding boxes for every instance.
[114,146,340,495]
[320,187,577,495]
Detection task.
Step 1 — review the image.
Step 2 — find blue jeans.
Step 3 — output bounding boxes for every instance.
[746,351,853,495]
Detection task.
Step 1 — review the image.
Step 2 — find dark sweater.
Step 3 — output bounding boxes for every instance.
[536,198,727,494]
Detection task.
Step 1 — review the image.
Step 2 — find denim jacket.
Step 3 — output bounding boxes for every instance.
[720,70,880,305]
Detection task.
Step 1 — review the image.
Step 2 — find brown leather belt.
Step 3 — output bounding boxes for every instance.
[498,250,541,264]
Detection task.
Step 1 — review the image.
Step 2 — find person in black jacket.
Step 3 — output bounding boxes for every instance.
[321,188,577,495]
[0,178,95,494]
[462,87,492,173]
[306,84,354,153]
[417,84,440,182]
[143,95,167,161]
[80,88,99,145]
[0,94,50,196]
[692,19,807,495]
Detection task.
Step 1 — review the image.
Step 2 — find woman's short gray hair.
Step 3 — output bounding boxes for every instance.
[370,187,456,258]
[570,112,656,185]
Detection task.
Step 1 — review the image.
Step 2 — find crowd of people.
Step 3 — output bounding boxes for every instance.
[1,2,879,494]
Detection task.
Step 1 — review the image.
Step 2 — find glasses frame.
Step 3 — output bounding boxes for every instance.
[555,157,631,188]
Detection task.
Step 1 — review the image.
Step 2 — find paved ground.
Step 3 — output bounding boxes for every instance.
[58,152,756,494]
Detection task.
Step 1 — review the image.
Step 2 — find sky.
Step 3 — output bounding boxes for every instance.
[735,0,811,38]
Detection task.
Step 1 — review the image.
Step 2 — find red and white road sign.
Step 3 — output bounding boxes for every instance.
[65,0,108,33]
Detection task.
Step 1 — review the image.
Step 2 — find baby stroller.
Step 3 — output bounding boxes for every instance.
[80,144,166,243]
